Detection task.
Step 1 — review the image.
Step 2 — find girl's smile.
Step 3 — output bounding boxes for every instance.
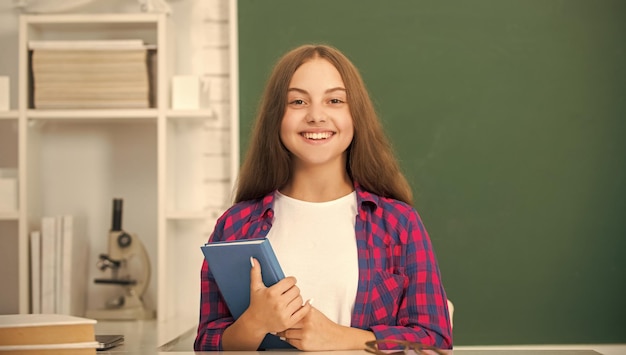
[300,130,336,141]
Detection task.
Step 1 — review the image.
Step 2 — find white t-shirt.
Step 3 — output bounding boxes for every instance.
[267,191,359,326]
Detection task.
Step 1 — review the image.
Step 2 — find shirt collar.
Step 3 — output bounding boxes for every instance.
[260,182,380,220]
[354,182,379,219]
[259,192,275,220]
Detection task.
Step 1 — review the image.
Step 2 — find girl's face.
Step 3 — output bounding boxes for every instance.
[280,57,354,171]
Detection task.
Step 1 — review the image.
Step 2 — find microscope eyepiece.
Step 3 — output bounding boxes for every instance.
[112,198,123,231]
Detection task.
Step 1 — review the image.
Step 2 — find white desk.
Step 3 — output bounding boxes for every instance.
[94,318,196,353]
[94,320,610,354]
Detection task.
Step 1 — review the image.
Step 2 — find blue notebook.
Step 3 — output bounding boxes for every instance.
[200,238,294,350]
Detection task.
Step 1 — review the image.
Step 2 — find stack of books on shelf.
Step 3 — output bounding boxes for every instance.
[0,314,98,355]
[29,39,155,109]
[30,215,88,317]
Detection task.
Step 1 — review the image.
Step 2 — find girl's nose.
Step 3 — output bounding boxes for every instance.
[306,105,326,123]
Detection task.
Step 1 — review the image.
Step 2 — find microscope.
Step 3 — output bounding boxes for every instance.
[86,198,153,320]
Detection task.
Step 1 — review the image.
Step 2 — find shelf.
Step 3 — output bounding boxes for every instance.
[22,14,163,40]
[0,211,19,220]
[23,13,163,25]
[23,109,218,121]
[0,111,18,119]
[26,109,158,121]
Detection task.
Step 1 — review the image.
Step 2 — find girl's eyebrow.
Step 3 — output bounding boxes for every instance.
[288,87,346,95]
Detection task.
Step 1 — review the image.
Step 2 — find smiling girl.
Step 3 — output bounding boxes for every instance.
[194,44,452,351]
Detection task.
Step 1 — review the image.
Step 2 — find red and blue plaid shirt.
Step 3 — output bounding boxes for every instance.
[194,183,453,350]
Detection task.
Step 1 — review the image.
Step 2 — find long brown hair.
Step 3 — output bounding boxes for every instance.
[235,44,413,205]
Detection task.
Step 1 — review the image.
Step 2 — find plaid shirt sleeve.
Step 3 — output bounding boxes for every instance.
[352,189,453,349]
[194,196,274,351]
[193,212,232,351]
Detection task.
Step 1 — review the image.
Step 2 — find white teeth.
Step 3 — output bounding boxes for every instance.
[302,132,332,140]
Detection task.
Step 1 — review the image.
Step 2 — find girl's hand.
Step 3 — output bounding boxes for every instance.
[246,257,311,334]
[278,306,376,351]
[277,306,341,350]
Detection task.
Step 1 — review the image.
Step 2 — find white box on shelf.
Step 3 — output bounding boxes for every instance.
[0,178,17,212]
[172,75,201,110]
[0,76,9,111]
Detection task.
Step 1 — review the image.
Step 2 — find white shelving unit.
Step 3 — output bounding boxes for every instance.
[0,110,19,315]
[2,12,238,325]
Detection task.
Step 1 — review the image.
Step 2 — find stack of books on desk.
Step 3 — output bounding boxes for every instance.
[29,39,155,109]
[0,314,98,354]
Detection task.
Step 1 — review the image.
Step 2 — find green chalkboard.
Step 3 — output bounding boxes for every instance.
[238,0,626,345]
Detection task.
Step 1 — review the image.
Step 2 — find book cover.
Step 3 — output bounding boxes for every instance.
[59,215,72,315]
[62,214,88,317]
[29,231,41,314]
[60,215,73,315]
[54,215,63,314]
[200,238,293,349]
[40,216,57,314]
[0,314,96,347]
[0,342,98,355]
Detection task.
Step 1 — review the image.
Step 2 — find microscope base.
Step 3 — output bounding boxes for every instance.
[86,306,154,320]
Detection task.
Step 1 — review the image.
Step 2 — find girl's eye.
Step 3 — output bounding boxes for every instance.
[291,99,305,105]
[329,98,345,104]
